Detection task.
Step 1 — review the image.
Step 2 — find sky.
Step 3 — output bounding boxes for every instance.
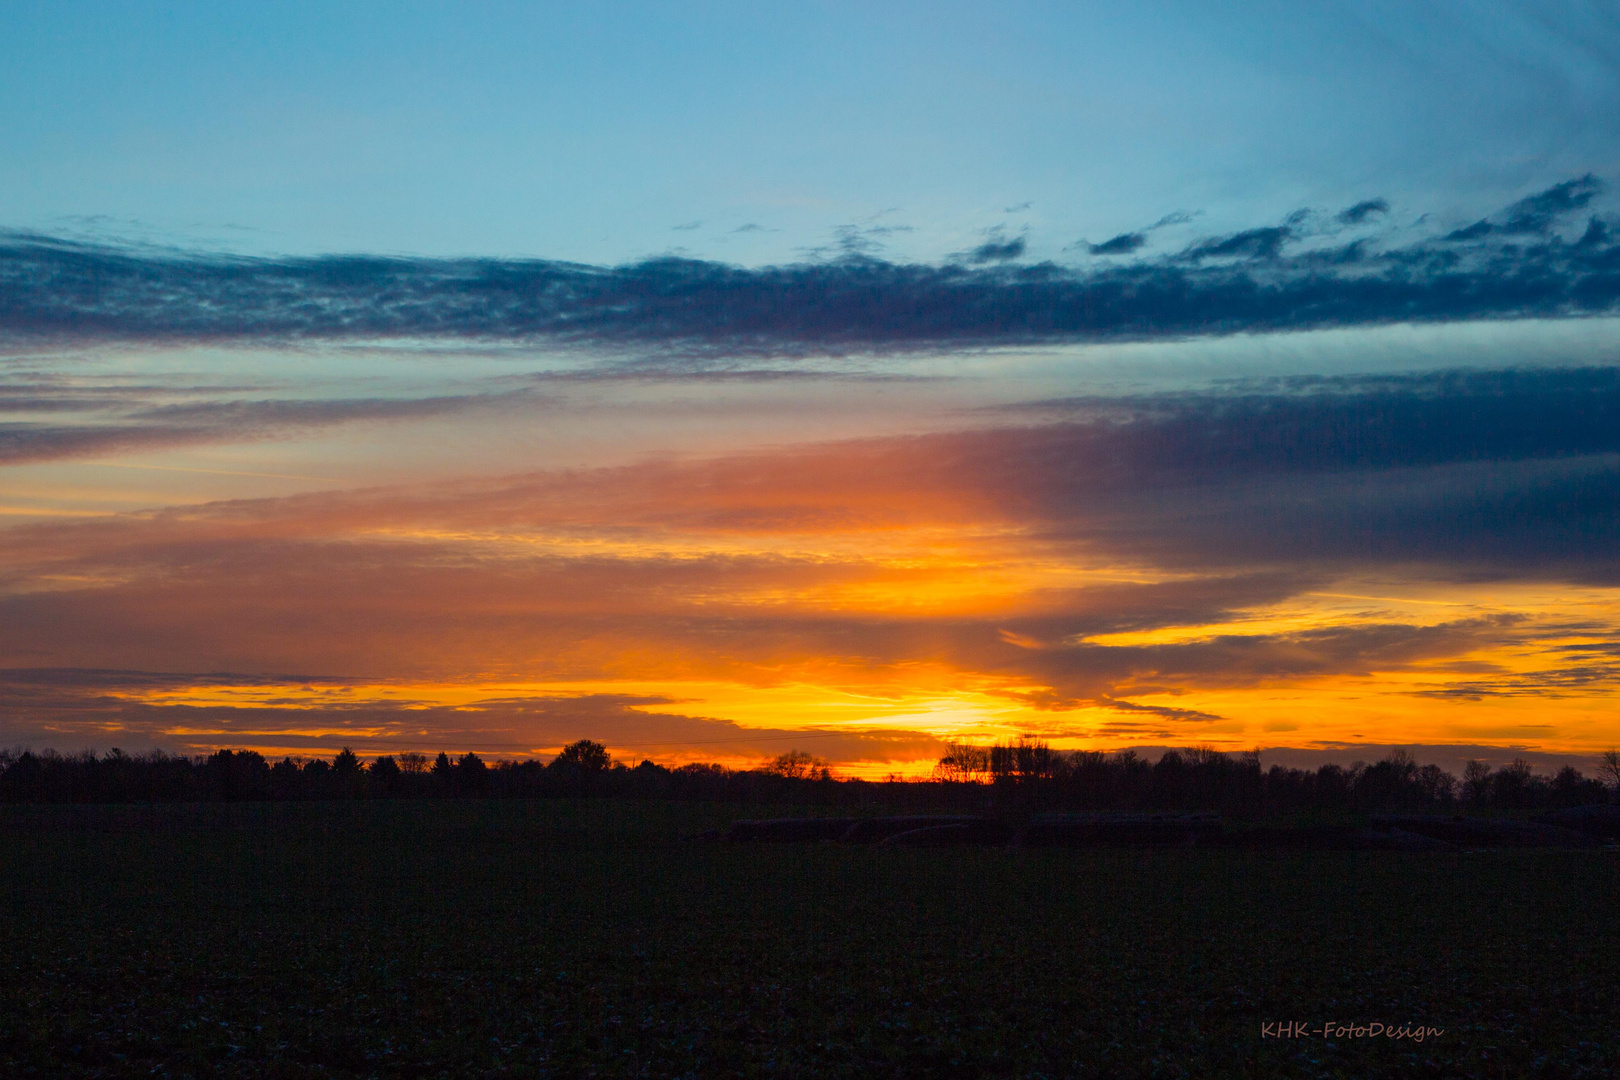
[3,1,1620,775]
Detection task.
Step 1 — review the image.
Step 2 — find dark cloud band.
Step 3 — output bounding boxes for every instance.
[4,179,1618,352]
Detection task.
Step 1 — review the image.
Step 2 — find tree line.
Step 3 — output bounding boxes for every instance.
[0,742,822,805]
[932,739,1620,813]
[1,739,1616,812]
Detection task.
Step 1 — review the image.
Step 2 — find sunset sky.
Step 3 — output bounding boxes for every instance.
[4,1,1620,774]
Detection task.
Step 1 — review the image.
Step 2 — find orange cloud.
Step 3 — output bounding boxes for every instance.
[5,395,1620,764]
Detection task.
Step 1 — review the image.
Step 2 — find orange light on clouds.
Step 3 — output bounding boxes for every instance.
[5,336,1620,771]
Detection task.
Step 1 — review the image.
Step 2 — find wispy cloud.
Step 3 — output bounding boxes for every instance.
[1337,198,1389,226]
[964,227,1027,264]
[0,393,505,465]
[0,669,944,762]
[1085,232,1146,256]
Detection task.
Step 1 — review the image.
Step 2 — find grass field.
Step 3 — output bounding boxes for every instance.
[1,800,1616,1078]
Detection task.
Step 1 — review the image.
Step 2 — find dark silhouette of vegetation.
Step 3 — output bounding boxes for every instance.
[0,739,1614,813]
[762,749,833,781]
[1600,749,1620,792]
[555,739,611,772]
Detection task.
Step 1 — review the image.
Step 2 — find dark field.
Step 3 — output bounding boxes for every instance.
[1,800,1615,1078]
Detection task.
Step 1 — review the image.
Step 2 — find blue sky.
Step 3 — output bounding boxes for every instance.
[5,1,1619,263]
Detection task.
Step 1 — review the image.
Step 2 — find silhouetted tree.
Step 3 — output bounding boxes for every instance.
[1012,737,1059,782]
[3,752,44,801]
[555,740,611,772]
[1414,763,1457,803]
[1355,751,1415,810]
[303,758,332,795]
[627,758,669,796]
[457,752,489,795]
[369,754,401,796]
[765,749,831,781]
[329,747,362,797]
[1549,765,1600,808]
[1492,759,1536,808]
[203,749,270,801]
[934,742,990,783]
[1601,750,1620,800]
[545,740,611,793]
[270,757,304,799]
[431,752,454,795]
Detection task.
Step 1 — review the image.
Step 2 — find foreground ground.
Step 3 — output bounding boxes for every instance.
[1,800,1615,1078]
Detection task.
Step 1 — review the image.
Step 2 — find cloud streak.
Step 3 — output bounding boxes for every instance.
[10,364,1614,576]
[4,179,1619,353]
[0,394,502,465]
[3,361,1618,727]
[0,669,943,763]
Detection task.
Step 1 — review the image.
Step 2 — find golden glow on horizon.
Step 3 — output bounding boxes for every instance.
[6,334,1620,769]
[92,573,1620,764]
[13,477,1620,765]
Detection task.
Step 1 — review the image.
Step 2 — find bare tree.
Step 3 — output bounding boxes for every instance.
[1383,748,1417,781]
[764,749,830,780]
[1013,735,1059,781]
[1600,749,1620,797]
[934,741,990,783]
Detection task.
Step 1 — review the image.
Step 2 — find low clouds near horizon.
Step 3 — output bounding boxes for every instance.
[4,362,1619,765]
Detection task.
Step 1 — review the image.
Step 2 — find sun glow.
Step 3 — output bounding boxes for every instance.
[7,329,1620,771]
